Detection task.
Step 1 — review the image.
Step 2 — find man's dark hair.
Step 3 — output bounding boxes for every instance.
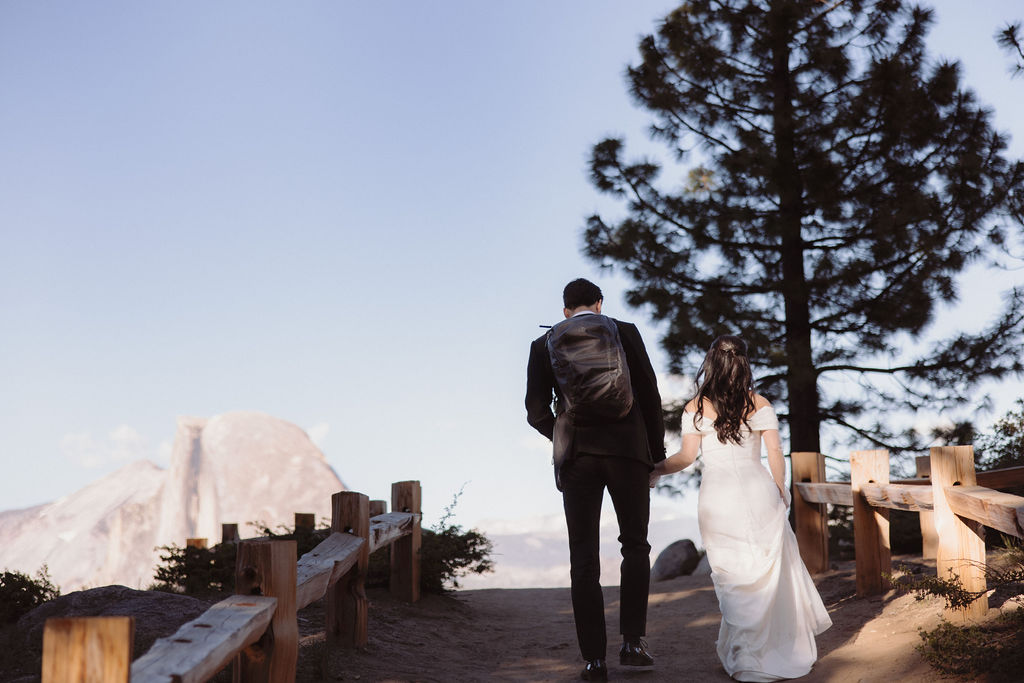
[563,278,603,309]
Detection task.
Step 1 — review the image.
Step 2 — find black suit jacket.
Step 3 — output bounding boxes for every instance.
[525,316,666,487]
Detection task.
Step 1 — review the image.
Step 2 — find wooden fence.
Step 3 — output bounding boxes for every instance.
[792,446,1024,622]
[40,481,422,683]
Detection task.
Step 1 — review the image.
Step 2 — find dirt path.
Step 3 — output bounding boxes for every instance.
[297,559,946,681]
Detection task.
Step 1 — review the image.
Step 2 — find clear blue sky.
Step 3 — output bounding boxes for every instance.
[1,1,1021,530]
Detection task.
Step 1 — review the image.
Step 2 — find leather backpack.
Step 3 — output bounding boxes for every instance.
[546,314,634,425]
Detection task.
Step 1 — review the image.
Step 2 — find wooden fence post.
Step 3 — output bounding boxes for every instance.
[931,445,988,622]
[391,481,422,603]
[916,456,937,560]
[791,452,829,574]
[42,616,133,683]
[328,491,370,649]
[186,538,208,549]
[294,513,315,532]
[851,449,891,596]
[222,523,240,544]
[233,539,298,683]
[369,500,388,517]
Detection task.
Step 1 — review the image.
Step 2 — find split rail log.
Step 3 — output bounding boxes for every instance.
[850,450,891,596]
[791,452,829,574]
[931,446,988,622]
[916,456,937,559]
[42,616,133,683]
[390,481,422,603]
[294,513,316,532]
[222,523,240,544]
[131,596,277,683]
[793,481,853,506]
[45,481,423,682]
[791,445,1024,623]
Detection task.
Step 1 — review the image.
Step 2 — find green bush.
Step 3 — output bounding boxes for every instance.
[151,495,494,596]
[151,543,238,595]
[891,542,1024,680]
[367,489,493,593]
[917,610,1024,680]
[0,565,60,623]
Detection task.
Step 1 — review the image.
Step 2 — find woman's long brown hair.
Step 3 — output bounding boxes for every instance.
[692,335,756,444]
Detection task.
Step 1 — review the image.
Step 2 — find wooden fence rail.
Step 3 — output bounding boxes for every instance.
[41,481,422,683]
[792,446,1024,622]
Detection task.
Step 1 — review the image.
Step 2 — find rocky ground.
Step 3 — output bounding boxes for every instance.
[297,557,949,682]
[1,557,959,682]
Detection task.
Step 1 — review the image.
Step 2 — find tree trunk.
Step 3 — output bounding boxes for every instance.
[769,2,821,453]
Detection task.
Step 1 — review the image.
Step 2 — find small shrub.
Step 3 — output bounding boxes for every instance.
[150,496,493,597]
[917,610,1024,680]
[151,543,237,595]
[0,565,60,623]
[368,488,494,593]
[892,542,1024,681]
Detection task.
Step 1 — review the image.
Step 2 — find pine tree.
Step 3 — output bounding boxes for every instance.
[586,0,1024,455]
[997,21,1023,78]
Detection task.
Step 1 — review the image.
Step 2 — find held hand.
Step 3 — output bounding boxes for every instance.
[649,471,661,489]
[778,485,792,508]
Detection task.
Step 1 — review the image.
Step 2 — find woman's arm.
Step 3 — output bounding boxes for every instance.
[763,428,789,504]
[650,433,701,486]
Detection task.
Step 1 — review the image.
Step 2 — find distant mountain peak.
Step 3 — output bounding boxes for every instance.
[0,411,346,592]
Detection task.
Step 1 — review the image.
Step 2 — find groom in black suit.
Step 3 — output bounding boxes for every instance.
[525,278,665,681]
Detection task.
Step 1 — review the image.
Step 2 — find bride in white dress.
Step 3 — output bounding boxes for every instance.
[651,335,832,681]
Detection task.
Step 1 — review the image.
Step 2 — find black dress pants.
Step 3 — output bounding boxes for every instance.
[560,454,651,661]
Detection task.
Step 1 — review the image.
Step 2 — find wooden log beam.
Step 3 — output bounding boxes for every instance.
[860,483,934,512]
[851,450,891,596]
[945,485,1024,539]
[977,466,1024,490]
[917,456,937,560]
[294,513,315,532]
[234,539,298,683]
[295,532,365,611]
[131,596,276,683]
[793,482,853,506]
[222,523,240,544]
[390,481,422,603]
[328,491,370,649]
[369,500,388,518]
[931,446,987,623]
[890,467,1024,489]
[791,452,829,574]
[369,512,422,553]
[42,616,133,683]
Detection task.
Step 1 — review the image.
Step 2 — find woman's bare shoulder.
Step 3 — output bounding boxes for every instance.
[684,398,701,413]
[752,394,772,409]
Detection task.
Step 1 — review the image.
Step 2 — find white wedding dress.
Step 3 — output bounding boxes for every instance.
[684,405,832,681]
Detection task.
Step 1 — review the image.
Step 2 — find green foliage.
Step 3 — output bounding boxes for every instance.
[0,565,60,623]
[917,610,1024,680]
[248,519,330,558]
[151,543,237,595]
[997,21,1024,78]
[151,520,332,596]
[892,542,1024,678]
[585,0,1024,455]
[418,524,494,593]
[151,496,493,597]
[978,398,1024,471]
[368,489,494,593]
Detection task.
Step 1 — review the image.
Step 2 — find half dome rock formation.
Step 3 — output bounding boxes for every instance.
[0,460,164,591]
[157,412,346,547]
[0,411,345,592]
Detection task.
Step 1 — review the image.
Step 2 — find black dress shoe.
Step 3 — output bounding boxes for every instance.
[619,639,654,667]
[580,658,608,680]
